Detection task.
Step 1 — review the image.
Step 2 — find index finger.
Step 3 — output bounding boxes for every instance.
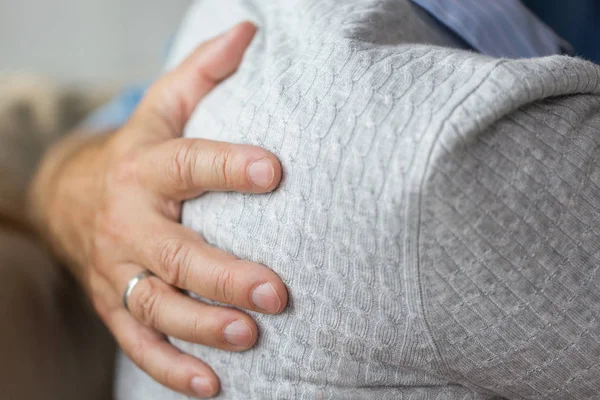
[130,21,258,139]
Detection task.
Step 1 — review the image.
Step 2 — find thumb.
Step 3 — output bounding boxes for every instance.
[130,21,257,138]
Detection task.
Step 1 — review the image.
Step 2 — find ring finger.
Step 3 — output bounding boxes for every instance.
[89,270,219,398]
[115,263,258,350]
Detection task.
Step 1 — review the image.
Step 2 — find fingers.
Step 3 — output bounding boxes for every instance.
[114,263,258,350]
[137,138,282,200]
[133,219,287,314]
[131,21,258,138]
[91,272,220,398]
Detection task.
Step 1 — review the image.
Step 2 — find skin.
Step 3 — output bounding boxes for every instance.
[28,22,288,398]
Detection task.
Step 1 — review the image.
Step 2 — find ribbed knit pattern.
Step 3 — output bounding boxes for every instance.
[115,1,600,398]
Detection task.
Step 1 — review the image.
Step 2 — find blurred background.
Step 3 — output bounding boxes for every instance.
[0,0,193,223]
[0,0,192,86]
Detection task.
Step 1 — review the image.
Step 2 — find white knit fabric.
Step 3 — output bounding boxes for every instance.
[116,1,600,398]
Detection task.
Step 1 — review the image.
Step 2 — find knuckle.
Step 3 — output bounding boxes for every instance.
[95,207,124,240]
[111,151,141,184]
[163,363,180,391]
[210,147,237,189]
[163,352,193,393]
[93,212,129,266]
[134,282,162,327]
[188,315,206,343]
[211,266,236,304]
[129,338,148,367]
[166,141,197,189]
[156,238,191,286]
[89,246,105,275]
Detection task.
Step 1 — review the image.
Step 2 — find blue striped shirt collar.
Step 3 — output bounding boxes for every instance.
[411,0,568,58]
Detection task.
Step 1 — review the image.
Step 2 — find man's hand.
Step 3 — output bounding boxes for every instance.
[29,22,287,398]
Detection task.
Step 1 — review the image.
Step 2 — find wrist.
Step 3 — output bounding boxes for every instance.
[28,129,113,270]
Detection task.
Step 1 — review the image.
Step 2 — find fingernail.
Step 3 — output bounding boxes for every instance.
[248,159,275,188]
[191,376,214,398]
[224,320,253,347]
[251,283,281,313]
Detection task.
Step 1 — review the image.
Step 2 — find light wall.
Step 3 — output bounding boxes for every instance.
[0,0,192,85]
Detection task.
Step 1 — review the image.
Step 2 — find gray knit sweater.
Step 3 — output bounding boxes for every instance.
[116,1,600,398]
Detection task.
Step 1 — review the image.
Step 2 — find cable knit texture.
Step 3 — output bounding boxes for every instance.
[115,1,600,398]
